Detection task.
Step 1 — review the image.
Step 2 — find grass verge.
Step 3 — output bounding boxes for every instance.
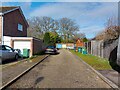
[70,50,112,70]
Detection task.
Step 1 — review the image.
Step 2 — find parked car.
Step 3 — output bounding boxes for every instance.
[0,45,19,61]
[14,49,23,58]
[45,46,58,54]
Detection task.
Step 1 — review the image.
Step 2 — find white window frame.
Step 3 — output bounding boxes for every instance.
[18,23,23,31]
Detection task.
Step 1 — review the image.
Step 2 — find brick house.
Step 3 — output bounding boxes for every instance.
[0,6,28,44]
[75,38,85,51]
[0,6,43,57]
[76,38,84,47]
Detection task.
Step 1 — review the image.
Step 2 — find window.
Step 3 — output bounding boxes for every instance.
[18,23,23,31]
[5,46,13,52]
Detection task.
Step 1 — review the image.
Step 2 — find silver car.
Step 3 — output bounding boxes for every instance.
[45,46,58,54]
[0,45,19,62]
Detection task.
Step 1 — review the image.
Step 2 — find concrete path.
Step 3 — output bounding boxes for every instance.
[9,49,112,88]
[98,70,120,87]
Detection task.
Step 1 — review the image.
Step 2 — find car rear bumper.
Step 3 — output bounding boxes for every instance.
[45,50,57,54]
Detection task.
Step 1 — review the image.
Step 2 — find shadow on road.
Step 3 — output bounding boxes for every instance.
[50,52,60,55]
[109,46,120,73]
[34,77,44,85]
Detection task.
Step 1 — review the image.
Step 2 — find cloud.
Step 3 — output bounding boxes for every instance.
[29,2,118,38]
[2,0,33,2]
[29,2,118,25]
[2,2,118,38]
[30,2,118,19]
[2,0,119,2]
[80,25,105,38]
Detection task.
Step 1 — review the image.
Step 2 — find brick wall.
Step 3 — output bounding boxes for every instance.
[3,9,27,37]
[33,38,43,55]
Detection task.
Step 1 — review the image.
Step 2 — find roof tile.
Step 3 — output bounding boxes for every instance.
[0,6,19,13]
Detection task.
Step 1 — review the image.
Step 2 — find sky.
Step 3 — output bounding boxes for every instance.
[2,0,119,39]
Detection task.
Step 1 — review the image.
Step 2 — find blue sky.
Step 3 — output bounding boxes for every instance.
[2,1,118,39]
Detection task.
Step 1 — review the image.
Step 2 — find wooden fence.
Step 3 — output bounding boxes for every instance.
[85,39,119,60]
[117,36,120,66]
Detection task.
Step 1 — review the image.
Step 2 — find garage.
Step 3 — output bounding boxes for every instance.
[14,40,31,54]
[8,37,43,57]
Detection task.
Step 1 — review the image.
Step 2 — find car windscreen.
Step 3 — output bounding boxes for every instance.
[47,46,55,49]
[0,46,6,50]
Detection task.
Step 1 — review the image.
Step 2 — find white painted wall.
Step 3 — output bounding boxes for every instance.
[62,44,67,48]
[14,40,31,54]
[3,36,11,46]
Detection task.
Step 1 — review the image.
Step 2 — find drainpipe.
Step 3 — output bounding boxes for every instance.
[1,15,4,45]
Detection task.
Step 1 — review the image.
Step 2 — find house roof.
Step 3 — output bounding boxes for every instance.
[0,6,19,13]
[0,6,29,27]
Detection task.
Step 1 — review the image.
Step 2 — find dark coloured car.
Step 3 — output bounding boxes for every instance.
[45,46,58,54]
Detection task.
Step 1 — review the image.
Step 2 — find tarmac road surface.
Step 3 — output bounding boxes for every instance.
[9,49,112,88]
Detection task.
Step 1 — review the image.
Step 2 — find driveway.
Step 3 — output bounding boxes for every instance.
[9,49,111,88]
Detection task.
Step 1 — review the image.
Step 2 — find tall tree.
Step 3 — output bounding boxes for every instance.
[40,16,59,33]
[43,32,50,46]
[27,16,59,39]
[95,17,120,41]
[43,32,61,46]
[27,17,44,39]
[59,17,79,43]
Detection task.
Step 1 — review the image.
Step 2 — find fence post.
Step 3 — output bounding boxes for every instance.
[101,41,104,58]
[87,42,89,53]
[91,41,93,55]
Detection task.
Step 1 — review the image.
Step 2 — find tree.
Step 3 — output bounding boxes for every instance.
[83,37,88,42]
[43,32,50,46]
[27,16,85,43]
[59,17,79,43]
[27,17,44,39]
[95,17,120,41]
[104,17,120,40]
[43,32,61,46]
[71,33,86,43]
[27,16,59,39]
[40,16,59,33]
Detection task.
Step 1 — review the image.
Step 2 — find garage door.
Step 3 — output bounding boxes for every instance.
[62,44,66,48]
[14,40,31,54]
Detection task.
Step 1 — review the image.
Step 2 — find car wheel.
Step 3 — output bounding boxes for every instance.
[15,54,19,60]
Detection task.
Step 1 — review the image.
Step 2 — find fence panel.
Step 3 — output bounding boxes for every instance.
[103,39,118,59]
[117,36,120,66]
[90,41,103,57]
[88,39,118,60]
